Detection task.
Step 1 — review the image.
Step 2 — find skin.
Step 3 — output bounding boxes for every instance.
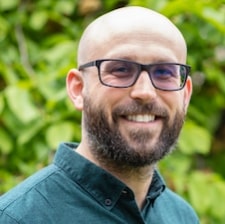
[66,6,192,209]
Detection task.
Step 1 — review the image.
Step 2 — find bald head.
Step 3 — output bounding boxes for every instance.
[78,6,187,65]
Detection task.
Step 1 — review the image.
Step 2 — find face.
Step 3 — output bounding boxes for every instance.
[82,94,186,167]
[79,47,190,168]
[68,7,192,168]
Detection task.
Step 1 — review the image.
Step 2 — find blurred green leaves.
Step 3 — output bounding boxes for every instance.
[5,86,39,123]
[189,171,225,222]
[179,121,212,155]
[0,0,19,11]
[0,0,81,193]
[0,0,225,223]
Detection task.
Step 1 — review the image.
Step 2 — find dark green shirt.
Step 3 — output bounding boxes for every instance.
[0,143,199,223]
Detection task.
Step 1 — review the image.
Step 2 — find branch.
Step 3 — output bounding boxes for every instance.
[15,20,35,76]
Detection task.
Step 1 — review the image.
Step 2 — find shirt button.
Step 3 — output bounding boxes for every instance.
[105,198,112,206]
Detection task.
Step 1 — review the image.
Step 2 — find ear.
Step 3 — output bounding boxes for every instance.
[66,69,84,111]
[183,76,193,112]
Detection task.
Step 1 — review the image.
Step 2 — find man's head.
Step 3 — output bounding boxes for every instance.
[67,6,192,168]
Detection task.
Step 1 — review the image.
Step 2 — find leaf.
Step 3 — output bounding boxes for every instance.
[0,94,4,114]
[178,121,211,154]
[0,16,9,40]
[0,0,19,11]
[188,172,213,214]
[42,41,75,63]
[54,1,76,15]
[5,86,40,123]
[29,10,48,30]
[17,120,45,145]
[202,7,225,33]
[188,171,225,219]
[0,129,13,154]
[45,122,76,149]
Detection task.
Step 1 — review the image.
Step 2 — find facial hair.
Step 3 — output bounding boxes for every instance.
[83,96,185,168]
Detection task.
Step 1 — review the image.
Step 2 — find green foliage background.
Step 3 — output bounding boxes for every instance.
[0,0,225,223]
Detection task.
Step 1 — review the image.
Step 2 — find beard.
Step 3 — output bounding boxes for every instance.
[83,96,185,169]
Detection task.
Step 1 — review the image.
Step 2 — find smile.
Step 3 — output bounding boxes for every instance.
[126,114,155,122]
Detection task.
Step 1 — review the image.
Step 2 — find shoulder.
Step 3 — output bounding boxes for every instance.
[156,187,199,223]
[162,188,193,208]
[0,164,59,223]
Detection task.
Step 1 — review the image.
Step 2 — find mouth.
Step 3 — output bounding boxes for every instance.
[126,114,156,123]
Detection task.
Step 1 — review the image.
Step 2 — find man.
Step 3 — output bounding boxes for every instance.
[0,6,199,223]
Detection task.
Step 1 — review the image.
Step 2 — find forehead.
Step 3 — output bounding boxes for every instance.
[78,7,187,64]
[80,31,186,65]
[103,32,183,63]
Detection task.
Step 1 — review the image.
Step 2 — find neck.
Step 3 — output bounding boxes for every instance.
[76,143,155,209]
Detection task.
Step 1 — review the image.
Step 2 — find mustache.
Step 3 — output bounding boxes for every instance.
[112,101,168,118]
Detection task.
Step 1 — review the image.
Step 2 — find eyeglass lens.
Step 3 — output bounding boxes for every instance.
[99,60,187,90]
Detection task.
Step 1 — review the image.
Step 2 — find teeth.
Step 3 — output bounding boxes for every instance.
[127,114,155,122]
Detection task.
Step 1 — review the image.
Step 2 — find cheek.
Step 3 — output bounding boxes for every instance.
[84,84,116,117]
[83,78,103,105]
[162,92,185,116]
[86,77,125,106]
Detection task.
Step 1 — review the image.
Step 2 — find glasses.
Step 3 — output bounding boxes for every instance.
[79,59,191,91]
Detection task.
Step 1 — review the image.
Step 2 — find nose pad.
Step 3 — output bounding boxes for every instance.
[130,71,157,101]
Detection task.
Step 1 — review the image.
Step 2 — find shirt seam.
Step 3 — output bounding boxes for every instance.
[0,165,60,220]
[0,211,19,224]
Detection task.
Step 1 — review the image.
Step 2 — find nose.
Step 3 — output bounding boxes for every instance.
[130,71,157,102]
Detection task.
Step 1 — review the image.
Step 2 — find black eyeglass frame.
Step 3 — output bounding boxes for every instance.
[78,59,191,91]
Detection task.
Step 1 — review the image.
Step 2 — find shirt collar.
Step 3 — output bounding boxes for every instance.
[54,142,166,209]
[146,169,166,206]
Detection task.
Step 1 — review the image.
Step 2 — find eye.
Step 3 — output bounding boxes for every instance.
[151,65,178,79]
[112,65,129,73]
[105,62,133,77]
[155,69,173,77]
